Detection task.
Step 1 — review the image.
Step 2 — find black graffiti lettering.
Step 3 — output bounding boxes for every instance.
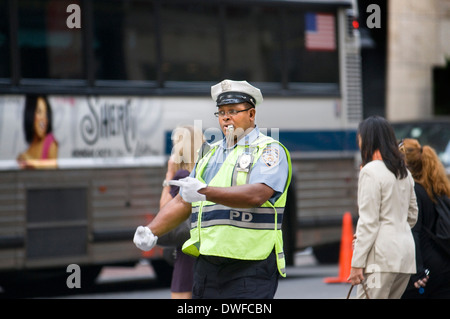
[80,99,99,145]
[119,100,135,153]
[80,99,136,153]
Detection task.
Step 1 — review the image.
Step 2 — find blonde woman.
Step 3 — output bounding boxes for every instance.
[158,125,204,299]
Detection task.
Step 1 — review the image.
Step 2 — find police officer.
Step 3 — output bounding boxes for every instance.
[134,79,292,299]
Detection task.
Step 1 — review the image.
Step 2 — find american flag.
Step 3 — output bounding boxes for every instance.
[305,12,336,51]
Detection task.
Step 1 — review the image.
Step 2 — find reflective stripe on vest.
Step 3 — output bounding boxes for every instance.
[191,204,284,230]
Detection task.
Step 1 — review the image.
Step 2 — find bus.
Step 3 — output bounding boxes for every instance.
[0,0,362,289]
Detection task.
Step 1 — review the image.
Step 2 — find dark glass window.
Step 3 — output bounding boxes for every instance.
[0,0,10,78]
[18,0,84,79]
[5,0,342,93]
[160,3,220,82]
[93,0,157,81]
[285,9,339,84]
[224,6,283,83]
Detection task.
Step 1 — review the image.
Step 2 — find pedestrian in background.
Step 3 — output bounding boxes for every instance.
[348,115,418,299]
[158,125,204,299]
[399,138,450,298]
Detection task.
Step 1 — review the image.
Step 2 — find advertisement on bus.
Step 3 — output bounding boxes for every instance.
[0,96,165,170]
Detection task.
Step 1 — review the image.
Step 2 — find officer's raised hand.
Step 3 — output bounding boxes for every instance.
[168,177,206,203]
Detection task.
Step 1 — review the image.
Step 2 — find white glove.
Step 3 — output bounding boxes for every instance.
[133,226,158,251]
[168,177,207,203]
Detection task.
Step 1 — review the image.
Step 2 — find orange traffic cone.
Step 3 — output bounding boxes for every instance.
[324,212,354,283]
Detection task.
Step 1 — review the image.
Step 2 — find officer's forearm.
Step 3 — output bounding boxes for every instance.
[147,193,192,237]
[199,183,274,208]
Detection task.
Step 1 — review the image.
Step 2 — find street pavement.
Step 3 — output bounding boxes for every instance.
[57,248,356,299]
[0,248,356,299]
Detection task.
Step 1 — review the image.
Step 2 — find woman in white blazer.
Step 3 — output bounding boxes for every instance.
[348,116,418,299]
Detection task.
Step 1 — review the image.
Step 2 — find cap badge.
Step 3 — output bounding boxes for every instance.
[221,80,232,92]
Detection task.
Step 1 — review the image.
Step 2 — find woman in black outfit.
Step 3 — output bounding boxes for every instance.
[400,138,450,298]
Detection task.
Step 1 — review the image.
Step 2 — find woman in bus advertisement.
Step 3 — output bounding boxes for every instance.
[17,94,59,169]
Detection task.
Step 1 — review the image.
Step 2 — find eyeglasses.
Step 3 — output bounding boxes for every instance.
[214,107,253,118]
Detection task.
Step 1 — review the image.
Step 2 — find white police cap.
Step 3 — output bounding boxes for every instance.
[211,79,263,107]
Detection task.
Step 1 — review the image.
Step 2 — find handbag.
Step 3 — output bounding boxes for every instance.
[346,284,370,299]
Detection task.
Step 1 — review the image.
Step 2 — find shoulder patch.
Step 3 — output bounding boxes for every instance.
[261,147,280,167]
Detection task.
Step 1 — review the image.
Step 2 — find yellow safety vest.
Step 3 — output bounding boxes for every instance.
[182,133,292,276]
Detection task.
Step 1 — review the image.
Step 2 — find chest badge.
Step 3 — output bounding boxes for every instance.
[238,154,252,171]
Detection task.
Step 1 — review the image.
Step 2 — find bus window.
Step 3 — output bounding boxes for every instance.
[18,0,84,80]
[93,0,158,82]
[0,0,10,79]
[285,9,339,84]
[224,5,283,83]
[160,2,221,82]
